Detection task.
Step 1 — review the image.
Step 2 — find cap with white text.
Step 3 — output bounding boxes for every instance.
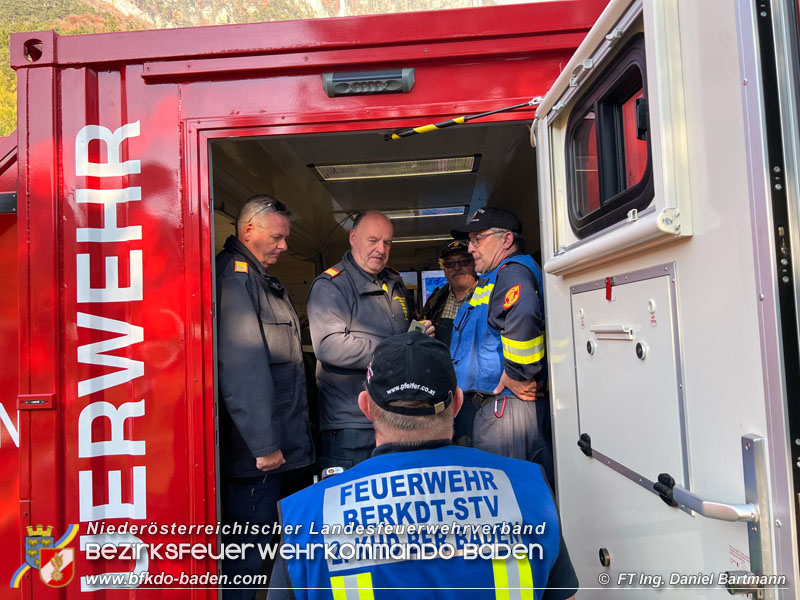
[365,331,457,416]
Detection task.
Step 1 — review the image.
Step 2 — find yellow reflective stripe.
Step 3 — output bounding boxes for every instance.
[469,283,495,306]
[518,558,534,600]
[502,335,543,350]
[331,576,348,600]
[454,116,466,124]
[502,335,545,365]
[492,559,511,600]
[330,573,373,600]
[381,282,388,293]
[493,558,534,600]
[356,572,374,600]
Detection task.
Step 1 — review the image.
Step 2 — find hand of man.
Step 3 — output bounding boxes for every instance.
[421,319,436,338]
[493,370,542,401]
[256,449,285,472]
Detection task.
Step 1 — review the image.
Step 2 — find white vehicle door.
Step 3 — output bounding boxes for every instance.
[534,0,799,597]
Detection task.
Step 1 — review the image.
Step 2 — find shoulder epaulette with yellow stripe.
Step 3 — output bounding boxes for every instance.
[323,267,341,278]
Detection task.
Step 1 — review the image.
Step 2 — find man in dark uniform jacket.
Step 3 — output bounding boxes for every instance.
[216,195,314,599]
[307,210,433,469]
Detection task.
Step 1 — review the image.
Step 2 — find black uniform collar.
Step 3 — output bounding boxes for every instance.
[224,236,285,293]
[372,438,452,457]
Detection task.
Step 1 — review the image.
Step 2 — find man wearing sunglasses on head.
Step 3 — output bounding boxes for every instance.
[215,195,314,599]
[450,206,553,488]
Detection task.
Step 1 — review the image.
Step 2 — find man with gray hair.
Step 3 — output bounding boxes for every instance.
[307,210,432,470]
[269,331,577,599]
[450,206,553,487]
[216,195,314,599]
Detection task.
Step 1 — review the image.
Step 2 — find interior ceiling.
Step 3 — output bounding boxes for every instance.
[211,120,538,273]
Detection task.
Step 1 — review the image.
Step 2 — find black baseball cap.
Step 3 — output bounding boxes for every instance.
[365,331,457,416]
[439,240,470,259]
[451,206,523,239]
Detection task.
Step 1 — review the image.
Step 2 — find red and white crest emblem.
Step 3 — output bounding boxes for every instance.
[39,548,75,588]
[503,284,521,309]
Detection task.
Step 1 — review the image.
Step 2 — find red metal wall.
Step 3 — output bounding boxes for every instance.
[9,2,608,596]
[0,136,20,599]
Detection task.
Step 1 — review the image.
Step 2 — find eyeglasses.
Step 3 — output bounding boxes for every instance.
[248,200,288,223]
[467,229,508,247]
[442,257,474,269]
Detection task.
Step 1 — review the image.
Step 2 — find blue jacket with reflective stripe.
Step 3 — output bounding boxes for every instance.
[450,254,542,394]
[278,445,561,600]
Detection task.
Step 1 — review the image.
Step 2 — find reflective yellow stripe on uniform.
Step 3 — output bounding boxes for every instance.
[469,283,495,306]
[501,334,545,364]
[492,557,534,600]
[331,572,374,600]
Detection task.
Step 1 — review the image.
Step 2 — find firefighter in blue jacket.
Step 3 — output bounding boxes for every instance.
[267,332,577,600]
[450,207,554,487]
[216,195,314,599]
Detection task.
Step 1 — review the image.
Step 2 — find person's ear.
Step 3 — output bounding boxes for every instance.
[241,221,255,241]
[358,390,372,420]
[453,387,464,417]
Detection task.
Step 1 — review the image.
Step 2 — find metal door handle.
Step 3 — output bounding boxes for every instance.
[670,486,757,522]
[588,324,634,340]
[653,435,773,598]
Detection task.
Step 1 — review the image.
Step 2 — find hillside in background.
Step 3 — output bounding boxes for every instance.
[0,0,149,137]
[0,0,490,137]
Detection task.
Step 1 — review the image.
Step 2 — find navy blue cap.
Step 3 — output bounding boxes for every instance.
[451,206,522,239]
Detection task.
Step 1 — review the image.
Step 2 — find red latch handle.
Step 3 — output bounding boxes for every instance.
[17,394,55,410]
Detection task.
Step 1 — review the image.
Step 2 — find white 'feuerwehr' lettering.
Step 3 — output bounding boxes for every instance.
[75,123,141,177]
[76,187,142,243]
[79,467,146,521]
[76,250,143,303]
[0,403,19,448]
[75,121,147,589]
[78,400,146,457]
[76,313,144,397]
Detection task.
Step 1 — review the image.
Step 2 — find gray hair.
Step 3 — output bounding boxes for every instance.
[236,195,291,234]
[369,397,454,433]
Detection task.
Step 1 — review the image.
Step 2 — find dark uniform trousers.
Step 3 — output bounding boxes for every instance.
[471,393,554,488]
[318,428,376,470]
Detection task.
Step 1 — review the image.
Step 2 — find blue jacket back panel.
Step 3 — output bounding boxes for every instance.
[279,445,561,599]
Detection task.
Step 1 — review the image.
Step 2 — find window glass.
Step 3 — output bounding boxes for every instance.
[572,111,600,217]
[564,34,653,238]
[622,90,647,189]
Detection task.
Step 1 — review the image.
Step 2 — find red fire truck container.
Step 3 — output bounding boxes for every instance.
[2,2,608,596]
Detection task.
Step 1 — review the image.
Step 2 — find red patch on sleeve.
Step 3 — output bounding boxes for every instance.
[503,284,521,309]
